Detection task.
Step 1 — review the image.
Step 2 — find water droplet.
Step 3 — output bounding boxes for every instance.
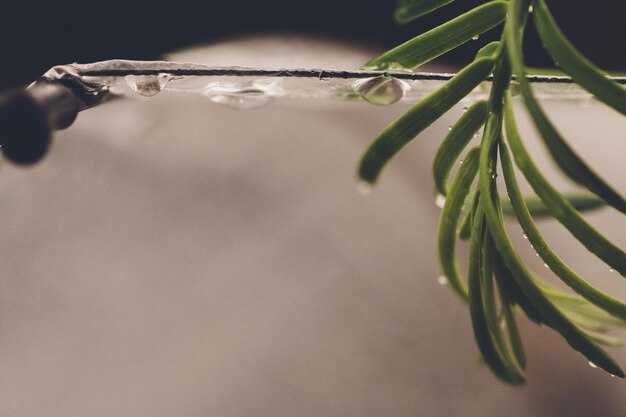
[435,194,446,209]
[588,361,598,369]
[352,75,409,106]
[125,73,172,97]
[544,263,550,269]
[509,81,521,97]
[356,181,374,196]
[522,233,528,239]
[437,276,448,285]
[204,79,278,110]
[210,91,273,109]
[472,35,480,41]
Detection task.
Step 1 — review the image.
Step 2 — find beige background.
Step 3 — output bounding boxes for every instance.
[1,37,625,416]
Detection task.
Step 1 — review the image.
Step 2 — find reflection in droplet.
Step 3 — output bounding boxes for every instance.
[435,194,446,209]
[204,79,279,110]
[352,75,410,106]
[437,276,448,285]
[125,73,172,97]
[356,181,374,196]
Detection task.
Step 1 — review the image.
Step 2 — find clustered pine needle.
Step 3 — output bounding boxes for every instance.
[358,0,626,384]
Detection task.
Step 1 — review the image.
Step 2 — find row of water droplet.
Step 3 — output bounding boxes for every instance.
[125,74,278,109]
[124,72,414,109]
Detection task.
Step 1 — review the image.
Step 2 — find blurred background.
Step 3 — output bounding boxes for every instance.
[1,0,625,89]
[1,1,626,417]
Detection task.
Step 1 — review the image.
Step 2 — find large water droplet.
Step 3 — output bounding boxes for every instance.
[204,79,278,110]
[437,276,448,285]
[356,181,374,196]
[125,73,172,97]
[435,193,446,209]
[352,75,409,106]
